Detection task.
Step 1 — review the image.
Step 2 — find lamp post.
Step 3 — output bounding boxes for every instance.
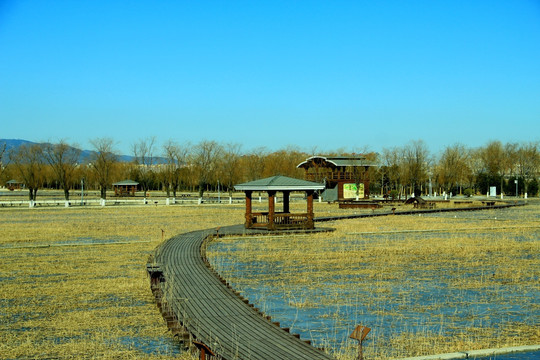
[515,179,518,198]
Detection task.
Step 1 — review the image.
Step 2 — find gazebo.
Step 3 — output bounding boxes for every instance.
[6,180,23,191]
[234,175,325,230]
[112,180,139,197]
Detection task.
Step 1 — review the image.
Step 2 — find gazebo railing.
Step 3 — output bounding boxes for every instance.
[251,212,269,226]
[275,213,309,226]
[251,212,309,228]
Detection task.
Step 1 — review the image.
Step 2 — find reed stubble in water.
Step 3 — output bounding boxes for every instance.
[208,201,540,359]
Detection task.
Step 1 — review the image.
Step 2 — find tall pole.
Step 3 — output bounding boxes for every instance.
[81,178,84,206]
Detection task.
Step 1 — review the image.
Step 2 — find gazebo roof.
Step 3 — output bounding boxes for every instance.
[112,180,139,186]
[235,175,325,191]
[297,155,377,169]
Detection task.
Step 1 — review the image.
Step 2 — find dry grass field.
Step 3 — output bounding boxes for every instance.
[207,200,540,359]
[0,201,246,359]
[1,195,538,359]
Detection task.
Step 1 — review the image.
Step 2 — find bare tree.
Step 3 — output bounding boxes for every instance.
[162,140,190,199]
[263,146,306,179]
[477,141,502,176]
[219,143,242,199]
[89,138,118,200]
[436,144,470,195]
[380,147,402,198]
[503,142,518,193]
[43,140,81,201]
[192,140,223,200]
[401,140,431,197]
[132,137,157,198]
[476,140,508,195]
[11,143,45,201]
[243,147,268,181]
[515,141,540,196]
[0,142,8,182]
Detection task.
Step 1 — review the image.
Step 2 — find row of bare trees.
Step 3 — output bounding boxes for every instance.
[380,140,540,198]
[1,138,539,201]
[0,138,308,201]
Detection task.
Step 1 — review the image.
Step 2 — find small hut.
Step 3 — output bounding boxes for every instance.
[234,175,325,230]
[113,180,139,197]
[6,180,23,191]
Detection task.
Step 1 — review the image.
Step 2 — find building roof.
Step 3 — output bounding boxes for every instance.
[112,180,139,186]
[235,175,325,191]
[297,155,377,169]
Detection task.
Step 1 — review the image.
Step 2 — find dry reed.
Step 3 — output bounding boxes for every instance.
[207,200,540,359]
[0,202,245,359]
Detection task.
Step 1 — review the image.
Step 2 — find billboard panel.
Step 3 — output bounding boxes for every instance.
[343,183,364,199]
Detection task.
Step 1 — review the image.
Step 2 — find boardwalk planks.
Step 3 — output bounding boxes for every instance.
[153,225,334,360]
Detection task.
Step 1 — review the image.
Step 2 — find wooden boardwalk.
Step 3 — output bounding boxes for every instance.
[150,202,523,359]
[151,225,335,360]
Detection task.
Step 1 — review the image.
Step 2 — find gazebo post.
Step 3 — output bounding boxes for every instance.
[245,191,253,228]
[283,191,290,213]
[306,190,314,229]
[268,190,276,230]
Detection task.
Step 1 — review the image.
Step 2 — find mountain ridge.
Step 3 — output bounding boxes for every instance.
[0,138,133,162]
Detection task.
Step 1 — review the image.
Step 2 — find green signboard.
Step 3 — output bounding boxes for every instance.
[343,183,364,199]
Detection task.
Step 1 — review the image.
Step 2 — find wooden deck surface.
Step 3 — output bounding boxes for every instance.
[152,202,523,359]
[153,225,335,360]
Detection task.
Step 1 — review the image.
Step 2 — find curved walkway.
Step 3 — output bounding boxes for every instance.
[152,225,334,360]
[151,202,525,359]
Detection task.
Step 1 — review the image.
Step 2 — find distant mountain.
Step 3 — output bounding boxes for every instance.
[0,139,132,163]
[1,139,37,151]
[0,139,162,164]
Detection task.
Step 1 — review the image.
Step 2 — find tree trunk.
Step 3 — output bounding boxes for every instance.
[101,186,107,199]
[29,188,38,201]
[64,188,70,201]
[198,183,205,198]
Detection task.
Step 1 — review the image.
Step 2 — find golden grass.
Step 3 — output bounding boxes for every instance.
[1,194,536,359]
[0,203,246,359]
[207,200,540,359]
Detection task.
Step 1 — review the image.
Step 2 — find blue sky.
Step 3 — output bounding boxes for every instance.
[1,1,539,155]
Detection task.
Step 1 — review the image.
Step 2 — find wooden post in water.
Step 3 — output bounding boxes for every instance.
[350,325,371,360]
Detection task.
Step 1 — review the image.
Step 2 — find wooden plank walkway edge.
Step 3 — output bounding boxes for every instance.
[147,202,525,359]
[149,225,335,360]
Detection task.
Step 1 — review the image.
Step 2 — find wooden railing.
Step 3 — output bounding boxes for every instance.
[251,212,269,227]
[274,213,309,226]
[305,172,366,181]
[250,212,310,228]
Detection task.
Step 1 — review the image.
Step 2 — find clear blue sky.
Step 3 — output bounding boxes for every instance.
[1,1,539,156]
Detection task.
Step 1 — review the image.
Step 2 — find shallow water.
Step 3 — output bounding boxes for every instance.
[474,350,540,359]
[208,206,540,358]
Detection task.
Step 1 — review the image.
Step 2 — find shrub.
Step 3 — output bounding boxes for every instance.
[463,188,474,197]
